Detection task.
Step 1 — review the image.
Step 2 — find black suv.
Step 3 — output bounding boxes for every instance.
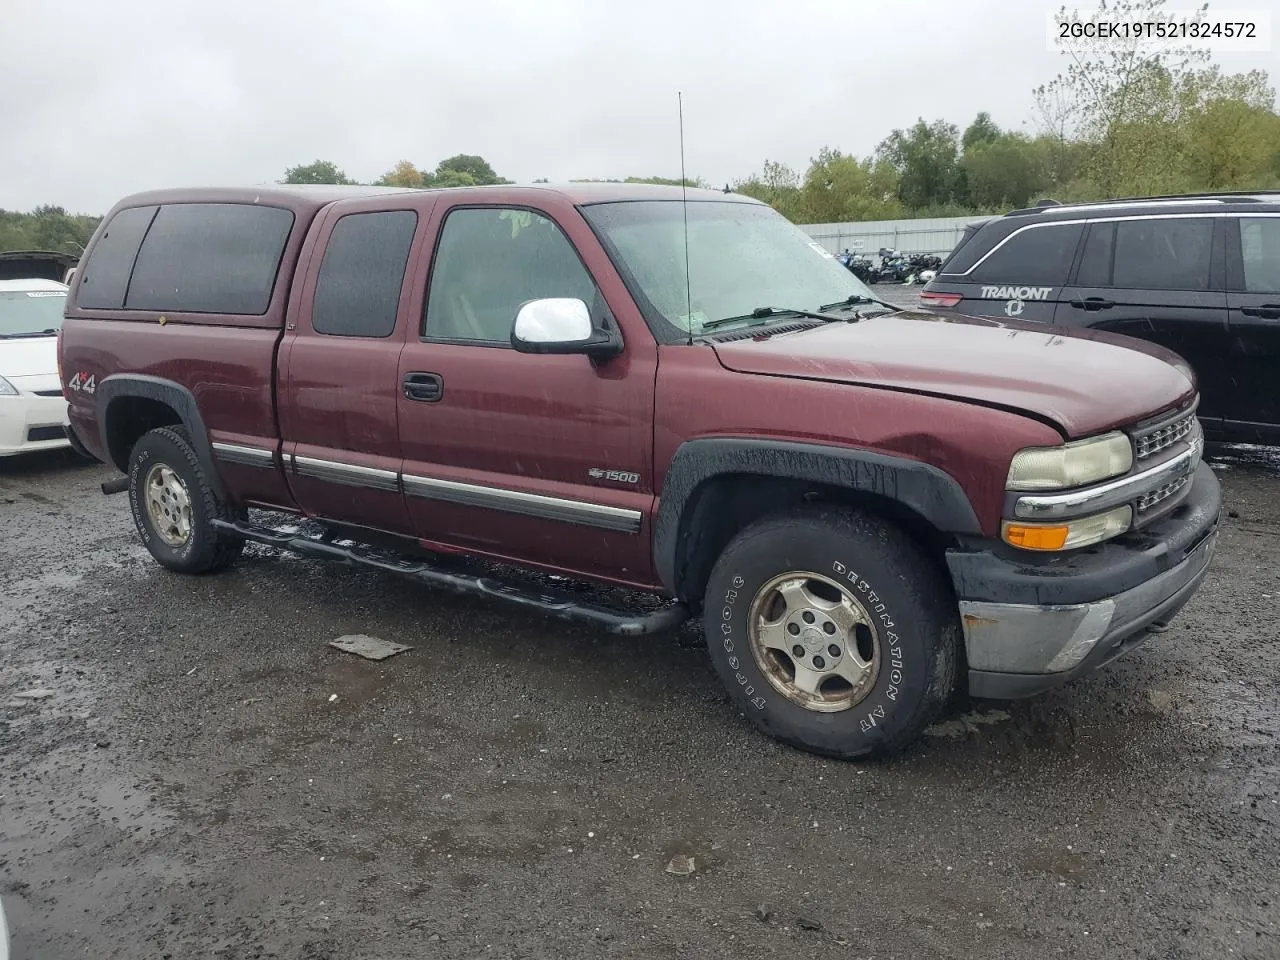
[920,192,1280,444]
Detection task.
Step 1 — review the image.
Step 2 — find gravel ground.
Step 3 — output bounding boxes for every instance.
[1,431,1278,959]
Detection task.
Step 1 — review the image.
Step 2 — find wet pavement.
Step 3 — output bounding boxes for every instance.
[1,442,1278,960]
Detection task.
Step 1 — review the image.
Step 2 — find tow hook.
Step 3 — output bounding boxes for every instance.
[101,476,130,495]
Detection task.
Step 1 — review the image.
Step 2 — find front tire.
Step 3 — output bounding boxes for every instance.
[703,507,958,759]
[128,426,244,574]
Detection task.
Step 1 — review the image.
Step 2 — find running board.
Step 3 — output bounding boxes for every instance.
[210,518,690,636]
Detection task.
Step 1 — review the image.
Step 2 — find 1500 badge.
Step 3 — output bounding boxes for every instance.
[588,468,640,484]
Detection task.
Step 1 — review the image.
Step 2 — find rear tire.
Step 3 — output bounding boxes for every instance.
[703,506,958,759]
[128,426,244,574]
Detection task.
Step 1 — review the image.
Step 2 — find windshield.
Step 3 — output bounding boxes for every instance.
[580,200,881,337]
[0,289,67,338]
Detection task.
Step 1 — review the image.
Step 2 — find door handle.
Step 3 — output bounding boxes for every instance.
[403,372,443,402]
[1240,304,1280,320]
[1068,297,1115,312]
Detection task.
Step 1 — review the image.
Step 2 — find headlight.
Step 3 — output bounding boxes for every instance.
[0,376,18,397]
[1007,431,1132,491]
[1002,505,1133,551]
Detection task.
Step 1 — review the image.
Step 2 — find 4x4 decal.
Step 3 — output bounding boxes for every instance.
[67,371,96,395]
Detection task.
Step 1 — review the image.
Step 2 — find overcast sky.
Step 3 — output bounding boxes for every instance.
[2,0,1274,214]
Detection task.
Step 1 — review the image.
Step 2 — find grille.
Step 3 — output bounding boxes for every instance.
[1134,413,1195,460]
[1137,474,1191,512]
[33,389,64,397]
[26,426,65,442]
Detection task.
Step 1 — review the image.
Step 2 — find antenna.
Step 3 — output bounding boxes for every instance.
[678,91,693,346]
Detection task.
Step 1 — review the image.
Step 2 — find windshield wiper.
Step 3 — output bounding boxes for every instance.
[0,329,59,339]
[817,294,899,314]
[700,306,845,332]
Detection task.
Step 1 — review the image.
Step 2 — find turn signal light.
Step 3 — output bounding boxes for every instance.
[1002,523,1070,551]
[1002,505,1133,552]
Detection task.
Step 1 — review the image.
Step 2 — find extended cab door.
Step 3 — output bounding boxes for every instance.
[277,196,436,533]
[1054,215,1229,427]
[395,198,657,586]
[1224,215,1280,440]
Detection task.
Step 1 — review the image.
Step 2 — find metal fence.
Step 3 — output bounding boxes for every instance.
[798,215,987,259]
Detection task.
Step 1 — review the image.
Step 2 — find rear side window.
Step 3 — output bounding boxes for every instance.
[125,203,295,314]
[312,210,418,338]
[968,222,1083,286]
[1240,218,1280,293]
[76,205,157,310]
[938,220,997,274]
[1112,218,1213,291]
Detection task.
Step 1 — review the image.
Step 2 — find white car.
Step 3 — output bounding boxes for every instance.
[0,277,71,457]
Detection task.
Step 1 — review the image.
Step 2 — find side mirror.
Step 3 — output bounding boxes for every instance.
[511,297,622,359]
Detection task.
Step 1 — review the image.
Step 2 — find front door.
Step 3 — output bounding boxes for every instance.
[1225,215,1280,439]
[1054,216,1230,425]
[396,202,657,586]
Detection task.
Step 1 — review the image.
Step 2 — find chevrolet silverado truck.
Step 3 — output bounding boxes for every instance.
[59,184,1221,758]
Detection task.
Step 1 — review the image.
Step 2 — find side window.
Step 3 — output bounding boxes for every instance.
[425,207,597,344]
[1113,218,1213,291]
[126,203,295,314]
[312,210,418,338]
[1075,222,1114,287]
[968,223,1083,286]
[75,205,158,310]
[1240,218,1280,294]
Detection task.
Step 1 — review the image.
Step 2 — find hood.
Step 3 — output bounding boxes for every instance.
[0,250,78,283]
[710,311,1196,438]
[0,336,59,379]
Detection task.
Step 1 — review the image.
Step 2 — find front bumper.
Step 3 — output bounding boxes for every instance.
[947,462,1221,699]
[0,392,70,456]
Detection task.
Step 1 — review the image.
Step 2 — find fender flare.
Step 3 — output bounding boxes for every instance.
[653,437,981,596]
[96,374,227,500]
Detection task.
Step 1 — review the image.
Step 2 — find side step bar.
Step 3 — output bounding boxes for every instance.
[210,518,691,637]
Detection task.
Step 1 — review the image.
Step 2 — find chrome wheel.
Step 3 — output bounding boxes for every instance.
[144,463,193,547]
[747,571,880,712]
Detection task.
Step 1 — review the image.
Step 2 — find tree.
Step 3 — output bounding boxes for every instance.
[376,160,428,188]
[0,206,100,255]
[797,148,901,223]
[1182,97,1280,189]
[1034,0,1211,195]
[962,112,1002,152]
[875,120,963,210]
[432,154,508,186]
[281,160,354,185]
[733,160,803,220]
[963,134,1049,209]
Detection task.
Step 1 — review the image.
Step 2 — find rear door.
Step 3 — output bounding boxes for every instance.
[934,220,1083,323]
[395,199,657,585]
[1224,215,1280,438]
[277,197,434,533]
[1054,215,1229,426]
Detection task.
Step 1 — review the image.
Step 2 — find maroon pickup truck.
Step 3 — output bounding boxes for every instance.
[59,183,1220,758]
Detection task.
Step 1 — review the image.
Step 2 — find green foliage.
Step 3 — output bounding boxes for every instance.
[374,154,512,189]
[962,133,1049,209]
[0,206,101,256]
[875,119,965,209]
[281,160,354,185]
